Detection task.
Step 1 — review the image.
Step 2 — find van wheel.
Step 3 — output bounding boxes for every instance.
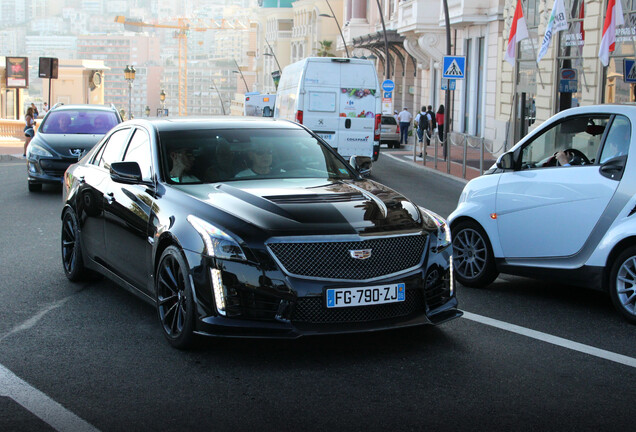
[609,246,636,324]
[451,220,498,288]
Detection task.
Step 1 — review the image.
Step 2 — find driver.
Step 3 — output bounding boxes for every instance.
[555,148,586,167]
[235,144,274,177]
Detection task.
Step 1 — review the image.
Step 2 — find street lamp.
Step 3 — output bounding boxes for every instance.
[210,80,227,116]
[123,65,136,120]
[145,105,150,117]
[263,39,282,72]
[233,58,251,93]
[159,89,166,117]
[319,0,349,58]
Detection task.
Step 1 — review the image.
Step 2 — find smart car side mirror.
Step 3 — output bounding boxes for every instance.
[496,152,515,170]
[349,155,372,177]
[110,161,143,184]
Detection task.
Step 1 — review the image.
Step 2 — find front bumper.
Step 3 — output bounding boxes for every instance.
[186,250,461,339]
[27,156,76,184]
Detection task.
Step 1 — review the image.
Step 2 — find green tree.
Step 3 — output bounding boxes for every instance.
[316,40,335,57]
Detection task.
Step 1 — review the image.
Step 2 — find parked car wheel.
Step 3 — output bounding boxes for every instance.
[61,209,89,281]
[156,246,196,349]
[28,181,42,192]
[609,246,636,324]
[451,220,499,287]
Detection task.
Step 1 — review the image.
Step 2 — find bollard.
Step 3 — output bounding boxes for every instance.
[434,133,438,170]
[480,136,484,175]
[462,134,467,179]
[446,133,451,174]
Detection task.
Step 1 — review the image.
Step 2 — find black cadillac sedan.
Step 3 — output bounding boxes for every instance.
[61,117,461,348]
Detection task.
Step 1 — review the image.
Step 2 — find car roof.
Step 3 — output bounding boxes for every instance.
[120,116,305,133]
[51,104,119,112]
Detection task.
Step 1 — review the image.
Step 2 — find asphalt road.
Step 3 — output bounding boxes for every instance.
[0,156,634,432]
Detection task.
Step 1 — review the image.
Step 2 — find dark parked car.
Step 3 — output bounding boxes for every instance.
[61,117,461,348]
[27,104,122,192]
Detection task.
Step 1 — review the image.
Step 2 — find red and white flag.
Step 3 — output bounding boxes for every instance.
[599,0,625,67]
[505,0,530,66]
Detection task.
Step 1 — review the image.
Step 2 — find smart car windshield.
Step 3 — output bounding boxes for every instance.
[40,110,119,135]
[159,128,356,184]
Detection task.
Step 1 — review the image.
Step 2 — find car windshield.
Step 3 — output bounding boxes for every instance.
[40,110,119,135]
[159,128,356,184]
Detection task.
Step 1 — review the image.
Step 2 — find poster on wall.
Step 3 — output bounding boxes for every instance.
[5,57,28,88]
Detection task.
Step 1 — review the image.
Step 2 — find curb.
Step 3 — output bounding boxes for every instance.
[0,154,22,162]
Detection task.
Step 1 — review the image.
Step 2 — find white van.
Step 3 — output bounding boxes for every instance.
[274,57,381,161]
[244,93,276,117]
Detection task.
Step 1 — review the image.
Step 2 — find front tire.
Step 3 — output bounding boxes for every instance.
[61,209,89,281]
[451,220,499,287]
[155,246,196,349]
[608,246,636,324]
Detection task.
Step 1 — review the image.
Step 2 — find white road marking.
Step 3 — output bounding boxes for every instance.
[0,298,69,343]
[462,311,636,368]
[0,363,99,432]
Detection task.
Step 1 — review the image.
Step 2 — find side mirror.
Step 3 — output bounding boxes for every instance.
[110,161,143,184]
[349,155,372,177]
[496,152,515,170]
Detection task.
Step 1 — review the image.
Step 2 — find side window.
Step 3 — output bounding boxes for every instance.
[98,129,131,170]
[123,129,153,181]
[600,115,631,164]
[520,115,609,169]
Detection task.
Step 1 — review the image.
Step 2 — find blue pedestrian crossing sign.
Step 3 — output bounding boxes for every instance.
[624,59,636,83]
[443,56,466,79]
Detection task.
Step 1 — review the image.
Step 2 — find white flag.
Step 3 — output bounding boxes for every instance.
[537,0,569,63]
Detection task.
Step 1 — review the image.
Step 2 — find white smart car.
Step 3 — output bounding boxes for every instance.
[448,105,635,323]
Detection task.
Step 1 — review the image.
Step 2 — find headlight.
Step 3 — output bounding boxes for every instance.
[187,215,247,261]
[419,207,451,249]
[27,143,53,157]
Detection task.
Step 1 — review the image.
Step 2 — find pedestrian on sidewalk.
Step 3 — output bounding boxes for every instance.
[23,107,36,157]
[415,106,430,158]
[426,105,436,145]
[30,103,39,119]
[397,107,412,146]
[43,102,49,115]
[436,105,445,141]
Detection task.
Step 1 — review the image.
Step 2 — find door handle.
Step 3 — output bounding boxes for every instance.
[105,192,115,204]
[345,118,351,129]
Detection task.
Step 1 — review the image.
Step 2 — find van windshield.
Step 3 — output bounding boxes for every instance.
[160,128,356,184]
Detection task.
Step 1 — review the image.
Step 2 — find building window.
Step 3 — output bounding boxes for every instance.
[602,0,636,103]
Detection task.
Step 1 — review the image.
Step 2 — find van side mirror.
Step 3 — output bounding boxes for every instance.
[496,152,515,170]
[349,155,372,177]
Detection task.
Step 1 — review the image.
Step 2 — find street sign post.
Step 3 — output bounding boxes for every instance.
[381,79,395,92]
[442,56,466,80]
[441,79,456,91]
[381,80,395,114]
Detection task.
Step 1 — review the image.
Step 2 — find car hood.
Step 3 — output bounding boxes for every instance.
[35,133,103,153]
[177,178,433,236]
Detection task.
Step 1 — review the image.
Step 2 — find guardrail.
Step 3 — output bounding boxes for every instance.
[0,119,39,142]
[413,130,498,179]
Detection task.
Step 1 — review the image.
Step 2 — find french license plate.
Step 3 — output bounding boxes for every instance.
[318,133,332,140]
[381,128,390,133]
[326,283,405,308]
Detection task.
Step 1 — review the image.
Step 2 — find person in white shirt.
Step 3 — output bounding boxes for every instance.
[42,102,49,114]
[397,107,412,145]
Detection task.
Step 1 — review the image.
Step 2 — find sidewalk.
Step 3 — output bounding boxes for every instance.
[384,140,496,182]
[0,138,25,161]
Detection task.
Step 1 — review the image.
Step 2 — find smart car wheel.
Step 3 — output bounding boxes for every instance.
[609,246,636,324]
[155,246,196,349]
[61,209,89,281]
[451,220,498,287]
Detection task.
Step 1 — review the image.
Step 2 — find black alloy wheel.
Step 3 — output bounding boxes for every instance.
[155,246,196,349]
[451,220,499,288]
[61,209,88,281]
[609,246,636,324]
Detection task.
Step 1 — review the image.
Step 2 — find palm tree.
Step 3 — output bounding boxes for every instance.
[316,40,335,57]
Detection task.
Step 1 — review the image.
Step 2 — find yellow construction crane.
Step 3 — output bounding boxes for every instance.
[115,16,250,115]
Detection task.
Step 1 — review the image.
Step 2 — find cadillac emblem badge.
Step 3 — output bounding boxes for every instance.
[349,249,372,260]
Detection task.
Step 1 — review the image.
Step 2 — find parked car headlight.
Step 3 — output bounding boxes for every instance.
[187,215,247,261]
[27,143,53,157]
[419,207,451,249]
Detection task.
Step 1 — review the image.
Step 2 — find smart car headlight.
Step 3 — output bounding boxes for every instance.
[27,143,53,158]
[419,207,451,250]
[187,215,247,261]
